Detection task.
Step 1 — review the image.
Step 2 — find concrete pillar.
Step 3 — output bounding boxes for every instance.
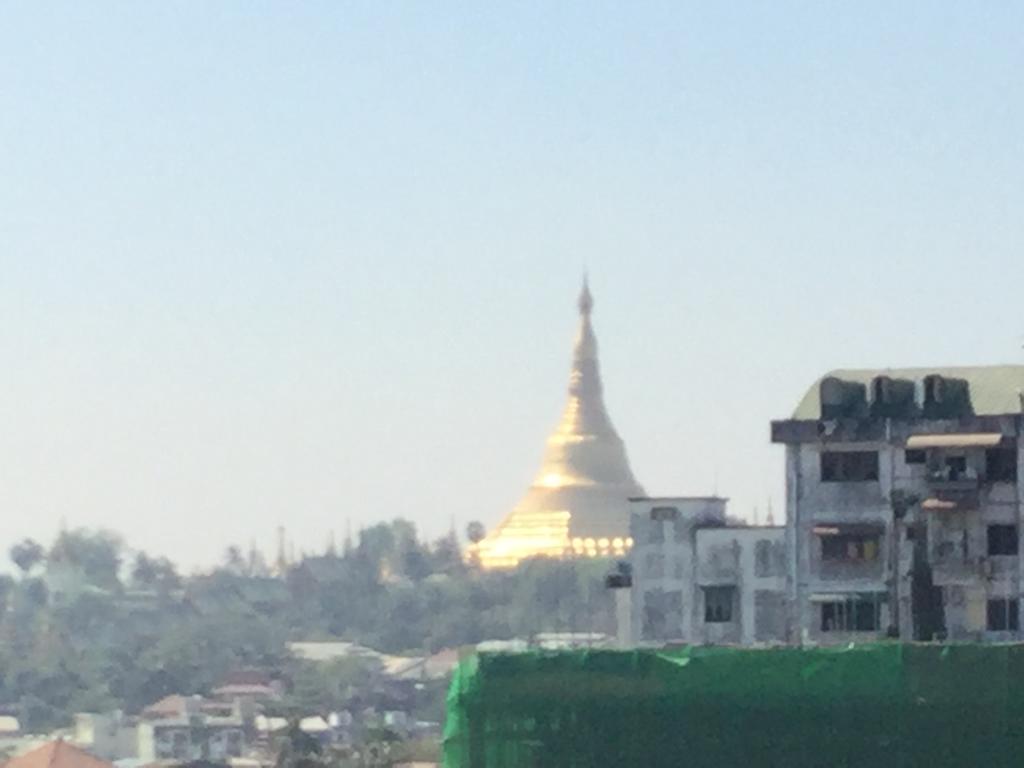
[613,587,633,647]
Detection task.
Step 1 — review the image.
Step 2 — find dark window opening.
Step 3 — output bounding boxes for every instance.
[905,449,926,465]
[821,533,881,562]
[945,455,967,480]
[986,447,1018,483]
[703,586,735,623]
[820,597,881,632]
[650,506,679,521]
[987,524,1018,556]
[987,599,1019,631]
[821,451,879,482]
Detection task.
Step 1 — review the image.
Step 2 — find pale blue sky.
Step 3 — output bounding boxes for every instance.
[1,3,1022,568]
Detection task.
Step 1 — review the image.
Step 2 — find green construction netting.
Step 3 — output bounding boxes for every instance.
[444,644,1024,768]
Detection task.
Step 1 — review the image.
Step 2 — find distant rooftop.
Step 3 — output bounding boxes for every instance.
[4,741,112,768]
[287,641,380,662]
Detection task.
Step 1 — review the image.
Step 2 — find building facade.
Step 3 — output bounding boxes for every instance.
[772,366,1024,644]
[137,695,250,762]
[621,497,786,646]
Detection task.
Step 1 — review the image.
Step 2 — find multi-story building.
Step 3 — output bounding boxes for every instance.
[772,366,1024,644]
[618,497,786,646]
[73,712,140,762]
[137,695,251,762]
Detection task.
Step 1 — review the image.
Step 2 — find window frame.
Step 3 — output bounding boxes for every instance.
[820,451,880,483]
[703,585,736,624]
[987,598,1020,632]
[820,532,881,563]
[986,447,1018,483]
[904,449,926,465]
[650,506,679,521]
[987,524,1019,556]
[820,596,882,632]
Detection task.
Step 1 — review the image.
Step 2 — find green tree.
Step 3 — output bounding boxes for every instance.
[131,553,181,592]
[223,545,246,575]
[430,532,464,575]
[274,721,324,768]
[10,539,44,575]
[465,521,485,545]
[48,529,123,591]
[283,657,375,714]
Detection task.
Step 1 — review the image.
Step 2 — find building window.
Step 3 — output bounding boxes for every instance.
[820,451,879,482]
[703,586,736,623]
[650,506,679,521]
[647,521,664,544]
[987,599,1019,631]
[987,525,1018,556]
[672,516,688,543]
[986,447,1017,483]
[820,596,881,632]
[642,588,683,640]
[644,552,665,579]
[905,449,926,465]
[820,532,880,562]
[755,539,784,577]
[944,455,967,480]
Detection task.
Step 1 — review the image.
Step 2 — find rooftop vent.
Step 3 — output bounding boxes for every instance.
[870,376,916,418]
[820,377,868,420]
[922,375,972,419]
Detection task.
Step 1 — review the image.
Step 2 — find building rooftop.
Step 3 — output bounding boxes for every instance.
[629,496,728,502]
[288,640,381,662]
[791,365,1024,420]
[3,741,113,768]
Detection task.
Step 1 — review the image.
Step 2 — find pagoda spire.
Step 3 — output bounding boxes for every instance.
[561,274,617,440]
[472,278,643,569]
[578,273,593,315]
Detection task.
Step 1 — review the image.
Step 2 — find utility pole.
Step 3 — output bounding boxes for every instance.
[889,490,919,638]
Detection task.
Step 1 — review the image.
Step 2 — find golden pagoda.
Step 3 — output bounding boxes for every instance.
[473,278,643,569]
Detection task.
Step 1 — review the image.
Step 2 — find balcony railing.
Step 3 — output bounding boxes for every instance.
[925,475,980,511]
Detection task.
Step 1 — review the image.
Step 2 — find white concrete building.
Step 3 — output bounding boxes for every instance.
[772,366,1024,644]
[73,713,139,762]
[135,695,250,762]
[620,497,786,646]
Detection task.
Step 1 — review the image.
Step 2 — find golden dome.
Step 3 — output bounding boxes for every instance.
[472,278,642,569]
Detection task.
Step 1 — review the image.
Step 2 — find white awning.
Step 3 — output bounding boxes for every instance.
[921,498,959,511]
[905,433,1003,449]
[809,592,887,603]
[812,523,885,536]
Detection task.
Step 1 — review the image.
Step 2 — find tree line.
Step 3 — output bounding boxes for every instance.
[0,521,615,732]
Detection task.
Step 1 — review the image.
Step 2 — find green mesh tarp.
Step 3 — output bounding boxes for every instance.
[444,644,1024,768]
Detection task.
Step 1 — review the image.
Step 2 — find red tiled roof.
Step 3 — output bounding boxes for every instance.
[3,741,113,768]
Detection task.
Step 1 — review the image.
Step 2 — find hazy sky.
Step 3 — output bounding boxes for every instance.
[2,3,1023,570]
